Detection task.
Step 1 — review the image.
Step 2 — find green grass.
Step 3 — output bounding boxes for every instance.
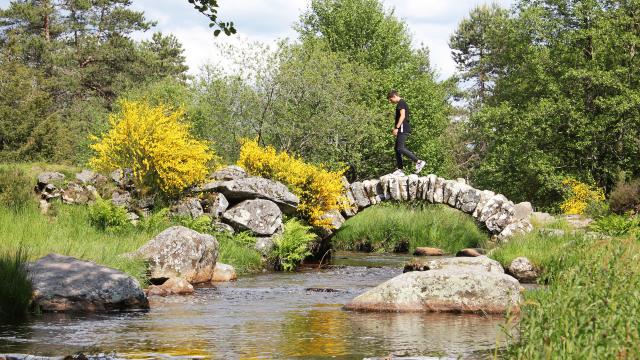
[0,204,155,285]
[0,248,33,322]
[216,231,264,275]
[332,202,488,254]
[501,236,640,358]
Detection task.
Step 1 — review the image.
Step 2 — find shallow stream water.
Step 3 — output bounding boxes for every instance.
[0,252,512,359]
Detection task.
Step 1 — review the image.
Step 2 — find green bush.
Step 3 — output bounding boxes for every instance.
[270,219,316,271]
[333,203,487,254]
[0,166,34,212]
[88,197,130,232]
[0,248,33,322]
[216,231,263,275]
[589,214,640,237]
[175,214,213,233]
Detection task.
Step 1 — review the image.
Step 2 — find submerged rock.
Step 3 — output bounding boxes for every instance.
[28,254,148,312]
[456,248,486,257]
[344,268,522,314]
[413,247,445,256]
[211,263,237,282]
[133,226,219,284]
[146,277,194,296]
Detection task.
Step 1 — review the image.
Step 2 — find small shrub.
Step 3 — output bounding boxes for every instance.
[559,178,605,215]
[88,197,130,232]
[176,214,213,233]
[89,100,216,197]
[589,214,640,237]
[216,231,263,274]
[0,248,33,322]
[138,208,170,232]
[609,177,640,214]
[270,219,317,271]
[584,199,610,219]
[0,167,33,212]
[237,139,347,229]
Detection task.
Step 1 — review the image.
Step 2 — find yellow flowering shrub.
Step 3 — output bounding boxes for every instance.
[89,100,215,196]
[237,139,347,228]
[560,178,605,215]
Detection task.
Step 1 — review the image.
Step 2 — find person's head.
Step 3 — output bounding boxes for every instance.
[387,90,401,104]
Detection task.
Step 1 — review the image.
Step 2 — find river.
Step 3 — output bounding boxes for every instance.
[0,252,513,359]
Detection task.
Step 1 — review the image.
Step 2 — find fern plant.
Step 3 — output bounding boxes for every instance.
[270,219,317,271]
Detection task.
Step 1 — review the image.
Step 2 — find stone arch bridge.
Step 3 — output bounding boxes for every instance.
[330,174,533,242]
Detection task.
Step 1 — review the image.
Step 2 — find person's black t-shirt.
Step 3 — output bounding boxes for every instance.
[394,99,411,133]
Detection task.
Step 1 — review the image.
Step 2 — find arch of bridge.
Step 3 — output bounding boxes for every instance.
[335,174,533,242]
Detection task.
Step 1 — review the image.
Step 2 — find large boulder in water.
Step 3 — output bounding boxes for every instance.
[222,199,283,236]
[133,226,219,284]
[404,255,504,274]
[28,254,148,312]
[344,269,522,314]
[199,177,299,213]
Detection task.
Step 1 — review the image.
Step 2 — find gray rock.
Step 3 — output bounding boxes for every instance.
[61,183,96,205]
[497,218,534,243]
[472,190,495,218]
[75,169,98,184]
[210,165,247,181]
[171,197,204,219]
[126,212,140,224]
[456,248,487,257]
[38,199,50,215]
[212,263,237,282]
[255,236,275,256]
[320,210,345,230]
[458,187,481,214]
[513,202,534,221]
[405,255,503,274]
[202,192,229,218]
[349,181,371,209]
[508,257,539,283]
[407,174,419,200]
[342,184,359,218]
[363,179,383,204]
[37,172,65,186]
[28,254,148,312]
[222,199,283,236]
[110,168,134,189]
[201,177,299,213]
[39,183,61,201]
[136,196,155,210]
[212,221,235,234]
[111,190,132,209]
[432,177,445,203]
[425,174,437,202]
[344,268,522,314]
[133,226,219,284]
[530,211,554,225]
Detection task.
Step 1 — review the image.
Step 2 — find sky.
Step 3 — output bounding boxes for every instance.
[0,0,515,79]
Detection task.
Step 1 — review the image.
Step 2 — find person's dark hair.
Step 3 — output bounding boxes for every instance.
[387,90,399,99]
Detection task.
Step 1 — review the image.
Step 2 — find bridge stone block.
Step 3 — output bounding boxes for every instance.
[350,182,371,210]
[446,181,465,207]
[407,175,419,200]
[416,176,429,200]
[472,190,495,218]
[363,179,383,204]
[426,174,437,202]
[433,177,446,203]
[459,187,481,213]
[454,184,472,210]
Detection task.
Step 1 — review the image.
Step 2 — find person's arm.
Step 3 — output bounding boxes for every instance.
[395,109,406,129]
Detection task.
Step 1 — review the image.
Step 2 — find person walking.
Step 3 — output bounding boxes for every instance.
[387,90,426,176]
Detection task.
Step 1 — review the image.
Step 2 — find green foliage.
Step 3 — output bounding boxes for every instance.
[88,197,130,232]
[502,237,640,358]
[0,166,34,212]
[589,214,640,238]
[0,247,32,322]
[609,177,640,214]
[270,219,316,271]
[333,203,487,254]
[176,215,214,234]
[462,0,640,209]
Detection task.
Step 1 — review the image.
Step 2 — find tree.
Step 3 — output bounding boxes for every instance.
[467,0,640,208]
[187,0,236,36]
[449,4,509,108]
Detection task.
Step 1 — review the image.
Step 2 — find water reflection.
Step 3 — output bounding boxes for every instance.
[0,252,514,359]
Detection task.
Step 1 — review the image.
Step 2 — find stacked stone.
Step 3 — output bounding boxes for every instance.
[340,174,533,242]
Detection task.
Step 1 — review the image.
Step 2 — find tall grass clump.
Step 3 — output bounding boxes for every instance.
[216,231,263,274]
[0,248,33,322]
[503,237,640,358]
[0,166,34,212]
[332,202,487,254]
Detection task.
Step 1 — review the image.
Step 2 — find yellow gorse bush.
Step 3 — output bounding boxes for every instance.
[237,139,347,229]
[560,178,605,215]
[89,100,214,196]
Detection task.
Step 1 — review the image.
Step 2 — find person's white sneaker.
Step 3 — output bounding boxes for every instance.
[392,169,405,176]
[415,160,426,174]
